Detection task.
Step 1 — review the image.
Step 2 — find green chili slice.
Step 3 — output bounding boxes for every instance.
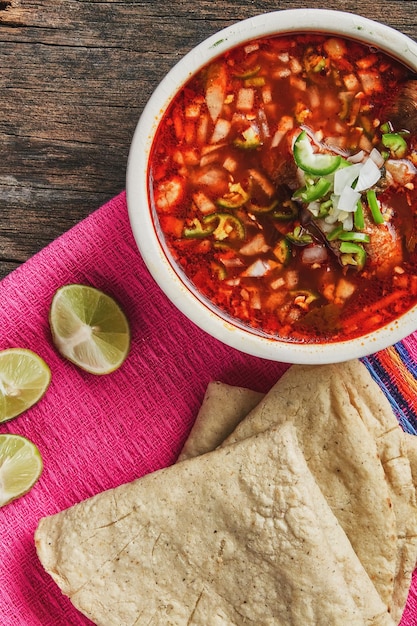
[233,65,261,79]
[233,126,262,150]
[338,231,370,243]
[244,76,266,87]
[211,261,227,280]
[291,289,320,310]
[247,199,279,214]
[318,199,333,218]
[382,133,407,158]
[340,242,367,270]
[293,177,331,203]
[326,225,344,242]
[204,212,245,241]
[184,213,245,241]
[380,122,393,134]
[271,199,299,221]
[183,218,215,239]
[216,183,250,209]
[273,238,291,264]
[286,225,313,245]
[366,189,384,225]
[327,223,369,243]
[354,200,365,230]
[293,131,342,176]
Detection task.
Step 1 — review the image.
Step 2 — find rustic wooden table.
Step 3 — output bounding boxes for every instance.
[1,0,416,280]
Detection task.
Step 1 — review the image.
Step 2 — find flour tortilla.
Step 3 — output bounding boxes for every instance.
[35,422,393,626]
[223,362,398,611]
[177,381,263,461]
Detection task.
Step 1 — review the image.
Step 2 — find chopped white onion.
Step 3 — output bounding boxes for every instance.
[240,233,270,256]
[205,76,226,122]
[285,269,299,288]
[322,138,351,156]
[270,276,285,290]
[334,163,362,195]
[242,259,271,277]
[244,43,259,54]
[317,219,335,233]
[210,118,231,144]
[337,186,361,212]
[324,214,339,225]
[343,213,354,231]
[192,192,216,215]
[369,148,385,169]
[324,202,340,224]
[300,124,349,156]
[236,87,255,111]
[221,257,245,268]
[258,108,270,138]
[347,150,365,163]
[250,291,262,309]
[300,124,322,147]
[307,201,320,217]
[301,245,328,264]
[335,278,356,301]
[271,129,286,147]
[355,157,381,191]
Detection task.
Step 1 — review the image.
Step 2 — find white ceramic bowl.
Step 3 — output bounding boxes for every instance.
[126,8,417,364]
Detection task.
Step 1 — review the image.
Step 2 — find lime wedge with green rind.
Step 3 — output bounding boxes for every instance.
[0,348,51,423]
[0,434,43,507]
[49,284,130,375]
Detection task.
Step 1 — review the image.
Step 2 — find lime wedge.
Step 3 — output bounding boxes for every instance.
[293,130,341,176]
[0,348,51,423]
[0,434,43,507]
[49,284,130,375]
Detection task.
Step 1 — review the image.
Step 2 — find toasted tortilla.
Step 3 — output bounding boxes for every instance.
[177,381,263,461]
[180,362,417,621]
[223,362,398,611]
[339,360,417,622]
[35,422,393,625]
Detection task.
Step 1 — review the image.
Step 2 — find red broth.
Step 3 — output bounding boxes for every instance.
[148,34,417,343]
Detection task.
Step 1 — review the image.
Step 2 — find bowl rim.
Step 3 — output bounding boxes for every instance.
[126,8,417,364]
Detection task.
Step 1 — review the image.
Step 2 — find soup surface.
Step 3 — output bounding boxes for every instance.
[148,33,417,343]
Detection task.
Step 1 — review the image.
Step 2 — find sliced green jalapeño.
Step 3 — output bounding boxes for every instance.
[381,132,407,158]
[340,241,367,270]
[293,131,342,176]
[293,176,331,203]
[204,212,245,241]
[183,213,245,241]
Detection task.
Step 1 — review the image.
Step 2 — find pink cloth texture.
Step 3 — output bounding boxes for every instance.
[0,190,415,625]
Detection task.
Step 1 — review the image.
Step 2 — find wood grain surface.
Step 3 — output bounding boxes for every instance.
[0,0,416,279]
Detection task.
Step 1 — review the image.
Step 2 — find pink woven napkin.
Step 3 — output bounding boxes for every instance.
[0,191,416,625]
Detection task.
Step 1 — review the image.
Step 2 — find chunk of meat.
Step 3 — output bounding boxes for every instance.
[261,146,300,190]
[364,221,403,277]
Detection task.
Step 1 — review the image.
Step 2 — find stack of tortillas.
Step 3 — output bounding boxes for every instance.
[35,360,417,625]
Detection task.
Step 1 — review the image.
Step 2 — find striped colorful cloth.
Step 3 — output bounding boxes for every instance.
[364,338,417,434]
[0,191,416,625]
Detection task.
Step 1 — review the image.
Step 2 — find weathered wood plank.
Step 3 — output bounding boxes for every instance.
[0,0,416,280]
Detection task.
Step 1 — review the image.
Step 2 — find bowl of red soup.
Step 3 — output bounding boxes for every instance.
[126,9,417,364]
